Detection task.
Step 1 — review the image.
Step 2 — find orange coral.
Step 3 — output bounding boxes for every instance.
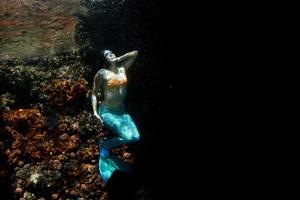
[47,79,88,108]
[3,109,45,132]
[2,109,46,164]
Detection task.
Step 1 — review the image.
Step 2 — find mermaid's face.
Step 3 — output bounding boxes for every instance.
[103,50,117,63]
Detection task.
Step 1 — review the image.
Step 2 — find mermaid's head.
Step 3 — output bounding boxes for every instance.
[101,49,112,57]
[101,49,117,64]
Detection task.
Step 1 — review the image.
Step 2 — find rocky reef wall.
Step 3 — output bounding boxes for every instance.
[0,0,87,59]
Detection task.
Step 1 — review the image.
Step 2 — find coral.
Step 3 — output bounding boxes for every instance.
[10,138,105,199]
[2,109,46,164]
[45,79,88,111]
[1,108,106,199]
[0,51,94,112]
[112,145,135,164]
[3,109,45,131]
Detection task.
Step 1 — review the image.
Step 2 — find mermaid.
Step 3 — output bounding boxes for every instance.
[91,49,140,183]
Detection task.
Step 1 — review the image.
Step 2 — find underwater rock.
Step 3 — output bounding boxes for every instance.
[51,193,59,199]
[59,133,69,141]
[0,92,16,109]
[0,0,88,59]
[22,191,36,200]
[18,161,24,167]
[78,110,104,140]
[69,190,77,196]
[15,187,23,194]
[0,51,94,113]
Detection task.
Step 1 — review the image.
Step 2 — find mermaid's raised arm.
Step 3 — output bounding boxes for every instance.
[117,50,138,70]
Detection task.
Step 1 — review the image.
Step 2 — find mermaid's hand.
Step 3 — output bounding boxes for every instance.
[94,113,103,124]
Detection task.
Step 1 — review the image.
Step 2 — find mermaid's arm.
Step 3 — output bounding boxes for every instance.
[117,50,138,70]
[91,70,104,123]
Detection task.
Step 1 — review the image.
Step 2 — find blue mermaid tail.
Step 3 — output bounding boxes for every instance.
[98,105,140,182]
[99,146,132,183]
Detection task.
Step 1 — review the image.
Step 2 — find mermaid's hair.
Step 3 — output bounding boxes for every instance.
[101,49,112,58]
[100,49,112,67]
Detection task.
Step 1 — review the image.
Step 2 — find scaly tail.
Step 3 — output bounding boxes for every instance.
[98,147,131,183]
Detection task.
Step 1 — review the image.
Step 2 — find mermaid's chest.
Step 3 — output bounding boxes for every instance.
[105,68,127,87]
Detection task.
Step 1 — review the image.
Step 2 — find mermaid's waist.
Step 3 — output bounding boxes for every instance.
[99,104,125,115]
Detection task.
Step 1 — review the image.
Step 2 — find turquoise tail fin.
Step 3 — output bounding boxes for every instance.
[99,154,131,183]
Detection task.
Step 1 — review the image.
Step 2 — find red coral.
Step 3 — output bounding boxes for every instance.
[2,109,46,164]
[3,109,45,132]
[47,79,88,108]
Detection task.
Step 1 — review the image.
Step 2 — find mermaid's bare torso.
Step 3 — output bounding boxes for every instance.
[99,67,127,108]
